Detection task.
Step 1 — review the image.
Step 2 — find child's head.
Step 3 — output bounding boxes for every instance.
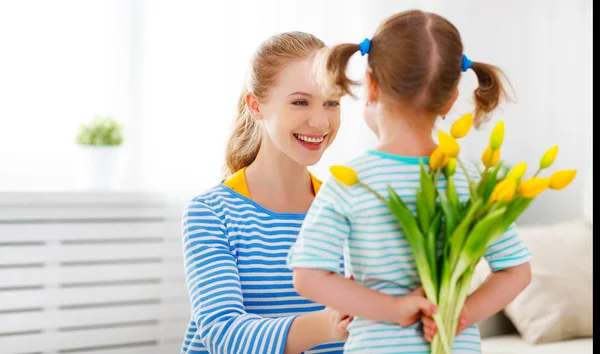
[320,10,511,132]
[225,32,341,176]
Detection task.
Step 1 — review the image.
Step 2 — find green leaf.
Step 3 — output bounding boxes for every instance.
[438,191,458,239]
[447,198,484,271]
[452,206,508,278]
[482,163,503,201]
[426,211,443,288]
[446,175,459,208]
[416,190,430,234]
[500,197,534,230]
[387,186,438,304]
[453,207,508,279]
[75,115,124,146]
[419,160,436,213]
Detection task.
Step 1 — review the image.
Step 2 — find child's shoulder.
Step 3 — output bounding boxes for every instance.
[345,151,389,172]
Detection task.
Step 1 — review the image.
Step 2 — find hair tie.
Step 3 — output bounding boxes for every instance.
[359,38,371,56]
[461,54,472,72]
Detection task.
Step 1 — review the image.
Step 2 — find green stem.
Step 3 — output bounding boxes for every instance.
[358,182,388,205]
[457,158,478,200]
[432,276,456,354]
[433,168,441,188]
[533,168,542,177]
[449,271,474,339]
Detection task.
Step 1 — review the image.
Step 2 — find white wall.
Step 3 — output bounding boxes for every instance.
[310,0,593,225]
[0,1,592,225]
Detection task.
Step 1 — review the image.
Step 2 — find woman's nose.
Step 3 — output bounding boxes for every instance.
[307,109,330,130]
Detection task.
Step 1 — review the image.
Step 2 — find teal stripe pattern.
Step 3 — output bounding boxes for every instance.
[288,151,531,353]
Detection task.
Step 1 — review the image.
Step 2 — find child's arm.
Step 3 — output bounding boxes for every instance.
[461,262,531,328]
[294,267,437,326]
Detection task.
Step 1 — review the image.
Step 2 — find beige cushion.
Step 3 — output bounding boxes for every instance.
[472,219,593,344]
[482,334,593,354]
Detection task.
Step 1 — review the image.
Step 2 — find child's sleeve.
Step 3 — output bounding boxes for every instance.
[287,177,353,273]
[483,222,532,272]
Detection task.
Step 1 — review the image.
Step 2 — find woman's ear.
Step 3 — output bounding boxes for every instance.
[245,92,262,121]
[365,71,379,103]
[440,88,459,116]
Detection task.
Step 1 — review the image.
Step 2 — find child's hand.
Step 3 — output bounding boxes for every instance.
[395,287,438,327]
[422,304,469,342]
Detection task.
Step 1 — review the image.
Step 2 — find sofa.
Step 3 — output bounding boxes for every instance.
[476,217,593,353]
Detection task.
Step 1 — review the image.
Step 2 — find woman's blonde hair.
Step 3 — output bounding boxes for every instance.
[224,31,325,177]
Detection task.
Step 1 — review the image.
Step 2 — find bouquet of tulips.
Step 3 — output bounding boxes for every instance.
[329,113,577,354]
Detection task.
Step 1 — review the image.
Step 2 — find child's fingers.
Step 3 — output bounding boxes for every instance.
[422,316,436,330]
[414,297,438,316]
[423,327,434,342]
[338,316,354,330]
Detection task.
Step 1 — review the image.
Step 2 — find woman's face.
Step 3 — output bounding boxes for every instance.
[253,56,341,167]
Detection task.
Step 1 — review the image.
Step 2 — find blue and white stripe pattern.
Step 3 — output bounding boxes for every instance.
[288,150,532,353]
[180,184,345,354]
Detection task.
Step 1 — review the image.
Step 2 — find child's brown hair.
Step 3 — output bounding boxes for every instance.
[320,9,513,127]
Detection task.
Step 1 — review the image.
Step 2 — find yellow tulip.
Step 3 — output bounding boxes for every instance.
[429,147,449,170]
[489,121,505,150]
[329,165,359,186]
[451,113,474,139]
[437,131,460,158]
[481,146,501,168]
[549,169,577,190]
[518,177,550,198]
[506,162,527,183]
[489,178,517,204]
[445,158,457,176]
[540,145,559,169]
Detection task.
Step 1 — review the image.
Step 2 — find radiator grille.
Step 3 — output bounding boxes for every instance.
[0,195,190,354]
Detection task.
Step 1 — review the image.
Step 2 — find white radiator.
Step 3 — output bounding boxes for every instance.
[0,192,190,354]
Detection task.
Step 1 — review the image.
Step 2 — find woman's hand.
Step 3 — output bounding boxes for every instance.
[395,287,439,327]
[422,304,469,342]
[319,306,353,342]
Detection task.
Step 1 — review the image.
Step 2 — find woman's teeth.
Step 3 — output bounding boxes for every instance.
[294,134,325,144]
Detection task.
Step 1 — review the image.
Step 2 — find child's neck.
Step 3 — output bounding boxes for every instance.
[375,108,438,157]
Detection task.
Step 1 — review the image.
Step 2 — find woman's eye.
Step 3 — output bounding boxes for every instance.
[292,100,309,106]
[325,100,340,107]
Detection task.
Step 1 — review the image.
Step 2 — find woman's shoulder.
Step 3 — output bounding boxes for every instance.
[183,182,243,215]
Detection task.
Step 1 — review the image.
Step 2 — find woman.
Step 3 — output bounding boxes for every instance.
[180,31,348,354]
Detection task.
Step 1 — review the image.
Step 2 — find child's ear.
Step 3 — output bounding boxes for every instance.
[440,88,459,116]
[365,71,379,103]
[245,92,262,121]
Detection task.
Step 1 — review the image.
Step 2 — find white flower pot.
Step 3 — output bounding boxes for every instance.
[76,145,122,190]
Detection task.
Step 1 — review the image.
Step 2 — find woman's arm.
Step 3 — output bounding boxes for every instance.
[182,200,342,354]
[294,268,437,326]
[285,308,351,354]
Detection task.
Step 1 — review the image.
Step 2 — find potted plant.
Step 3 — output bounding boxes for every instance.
[74,115,124,190]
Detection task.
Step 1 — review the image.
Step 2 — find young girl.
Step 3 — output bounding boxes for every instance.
[288,10,532,354]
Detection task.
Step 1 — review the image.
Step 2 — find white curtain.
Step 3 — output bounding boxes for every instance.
[134,0,436,194]
[0,0,128,190]
[1,0,592,224]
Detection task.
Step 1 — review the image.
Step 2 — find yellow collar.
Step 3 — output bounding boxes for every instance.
[223,167,322,199]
